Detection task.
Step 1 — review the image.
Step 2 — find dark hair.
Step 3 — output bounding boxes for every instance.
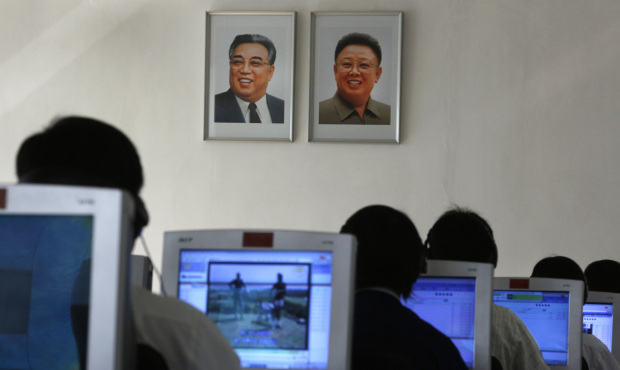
[340,205,424,299]
[334,32,382,65]
[531,255,588,304]
[425,207,498,267]
[229,34,276,65]
[584,259,620,294]
[16,115,148,236]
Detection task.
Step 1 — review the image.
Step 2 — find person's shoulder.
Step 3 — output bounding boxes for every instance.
[583,333,606,349]
[583,332,613,354]
[371,98,391,109]
[215,89,235,102]
[266,93,284,105]
[131,286,205,320]
[411,311,452,342]
[131,287,242,369]
[318,95,339,123]
[408,311,468,368]
[368,97,391,115]
[318,95,336,108]
[582,333,620,369]
[493,303,529,329]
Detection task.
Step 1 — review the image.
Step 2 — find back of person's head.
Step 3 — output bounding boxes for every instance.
[340,205,424,299]
[531,255,588,304]
[16,115,149,237]
[425,207,498,267]
[584,259,620,294]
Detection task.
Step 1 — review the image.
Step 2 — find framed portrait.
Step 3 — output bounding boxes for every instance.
[204,12,295,141]
[309,12,402,143]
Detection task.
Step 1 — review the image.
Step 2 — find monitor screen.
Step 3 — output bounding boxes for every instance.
[0,184,135,369]
[403,260,492,369]
[493,277,584,370]
[583,302,613,351]
[584,291,620,363]
[161,229,356,370]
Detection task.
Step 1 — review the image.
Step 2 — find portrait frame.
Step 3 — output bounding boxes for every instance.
[309,12,402,143]
[204,12,295,141]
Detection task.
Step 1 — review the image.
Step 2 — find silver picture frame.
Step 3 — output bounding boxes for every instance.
[204,12,295,141]
[309,12,402,143]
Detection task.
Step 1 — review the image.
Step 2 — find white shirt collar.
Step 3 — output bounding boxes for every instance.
[234,95,273,124]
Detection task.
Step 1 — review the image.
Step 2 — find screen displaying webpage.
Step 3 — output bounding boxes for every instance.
[403,276,476,367]
[177,249,334,369]
[493,290,570,366]
[583,302,613,352]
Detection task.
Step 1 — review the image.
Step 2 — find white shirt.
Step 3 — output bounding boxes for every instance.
[491,304,550,370]
[235,95,273,123]
[132,287,241,370]
[582,333,620,370]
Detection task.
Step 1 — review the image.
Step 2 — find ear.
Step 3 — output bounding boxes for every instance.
[375,66,383,83]
[334,64,338,80]
[268,64,275,81]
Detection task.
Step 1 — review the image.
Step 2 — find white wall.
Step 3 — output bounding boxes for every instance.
[2,0,620,288]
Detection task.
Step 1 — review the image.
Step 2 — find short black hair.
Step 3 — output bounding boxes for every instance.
[17,116,144,195]
[334,32,382,65]
[340,205,423,299]
[426,207,498,267]
[229,34,276,65]
[584,259,620,294]
[16,115,148,237]
[531,255,588,304]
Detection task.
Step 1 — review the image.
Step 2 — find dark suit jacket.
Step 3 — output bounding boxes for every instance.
[214,89,285,123]
[353,290,468,370]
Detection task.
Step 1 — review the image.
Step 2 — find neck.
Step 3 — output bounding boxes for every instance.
[340,93,368,115]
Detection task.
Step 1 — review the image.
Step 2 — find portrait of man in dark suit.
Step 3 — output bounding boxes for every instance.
[214,34,285,124]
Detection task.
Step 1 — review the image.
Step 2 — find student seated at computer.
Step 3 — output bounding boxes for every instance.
[340,205,467,370]
[531,256,620,370]
[585,259,620,294]
[425,207,549,370]
[16,116,241,370]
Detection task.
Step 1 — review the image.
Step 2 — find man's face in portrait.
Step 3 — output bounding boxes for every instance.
[229,42,275,103]
[333,45,383,107]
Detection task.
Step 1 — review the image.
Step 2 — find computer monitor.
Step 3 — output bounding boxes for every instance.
[402,260,493,369]
[0,184,135,369]
[493,277,584,370]
[583,291,620,362]
[161,229,356,370]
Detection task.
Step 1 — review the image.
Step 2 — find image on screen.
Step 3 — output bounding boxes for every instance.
[177,249,334,369]
[493,290,570,366]
[583,302,614,352]
[403,276,476,367]
[0,214,93,369]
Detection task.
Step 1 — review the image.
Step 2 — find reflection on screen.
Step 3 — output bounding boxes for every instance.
[403,277,476,368]
[583,302,613,352]
[493,290,570,366]
[177,249,334,369]
[0,215,92,370]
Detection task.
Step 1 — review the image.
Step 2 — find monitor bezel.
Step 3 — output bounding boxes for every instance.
[0,184,135,370]
[585,291,620,363]
[493,277,583,370]
[410,260,493,370]
[161,229,357,370]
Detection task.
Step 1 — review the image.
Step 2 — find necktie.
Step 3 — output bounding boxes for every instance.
[249,103,261,123]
